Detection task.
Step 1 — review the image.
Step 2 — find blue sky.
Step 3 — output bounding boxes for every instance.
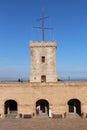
[0,0,87,81]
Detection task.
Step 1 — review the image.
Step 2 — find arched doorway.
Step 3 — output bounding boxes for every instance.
[68,99,81,116]
[36,99,49,116]
[41,75,46,82]
[4,99,18,116]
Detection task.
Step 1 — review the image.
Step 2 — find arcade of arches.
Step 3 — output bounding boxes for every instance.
[0,81,87,118]
[1,98,83,118]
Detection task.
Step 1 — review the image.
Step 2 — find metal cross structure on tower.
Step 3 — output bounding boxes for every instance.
[33,10,53,41]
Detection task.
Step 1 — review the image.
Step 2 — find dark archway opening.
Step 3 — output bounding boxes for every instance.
[41,75,46,82]
[4,100,18,115]
[36,99,49,116]
[68,99,81,116]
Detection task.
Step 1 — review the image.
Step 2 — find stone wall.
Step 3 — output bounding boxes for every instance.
[0,82,87,118]
[30,41,58,82]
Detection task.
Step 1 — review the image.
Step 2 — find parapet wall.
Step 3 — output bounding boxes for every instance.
[30,41,57,47]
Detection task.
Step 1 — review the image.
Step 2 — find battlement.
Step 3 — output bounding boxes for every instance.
[30,41,57,47]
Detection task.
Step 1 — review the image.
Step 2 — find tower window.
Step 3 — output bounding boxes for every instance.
[41,56,45,63]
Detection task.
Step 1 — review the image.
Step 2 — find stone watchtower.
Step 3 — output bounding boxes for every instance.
[30,41,58,82]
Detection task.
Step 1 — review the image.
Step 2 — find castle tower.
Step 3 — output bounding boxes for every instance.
[30,41,58,82]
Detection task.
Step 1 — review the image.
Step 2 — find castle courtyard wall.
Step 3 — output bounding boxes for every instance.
[0,82,87,118]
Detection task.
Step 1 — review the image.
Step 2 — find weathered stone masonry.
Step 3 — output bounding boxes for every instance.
[0,82,87,118]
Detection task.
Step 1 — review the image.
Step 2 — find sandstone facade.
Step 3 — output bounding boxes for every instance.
[0,82,87,118]
[30,41,57,82]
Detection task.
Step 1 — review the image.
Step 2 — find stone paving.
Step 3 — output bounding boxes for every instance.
[0,117,87,130]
